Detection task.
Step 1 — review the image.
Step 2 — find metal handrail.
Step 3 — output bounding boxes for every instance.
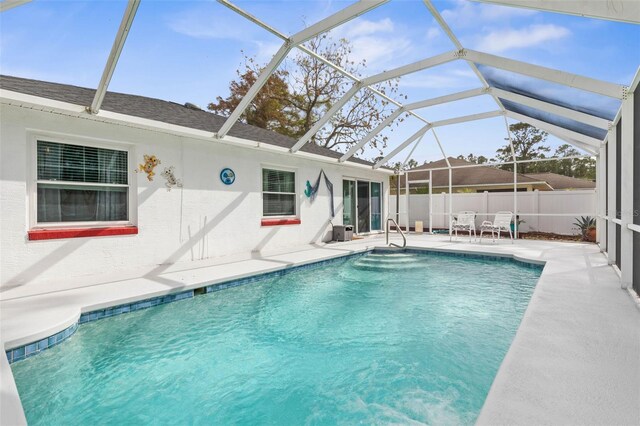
[386,218,407,248]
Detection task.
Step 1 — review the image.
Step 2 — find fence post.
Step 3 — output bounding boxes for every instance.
[483,191,488,220]
[534,189,540,232]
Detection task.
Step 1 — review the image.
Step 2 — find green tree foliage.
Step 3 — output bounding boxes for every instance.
[209,35,401,157]
[496,123,550,173]
[491,123,595,178]
[456,153,489,164]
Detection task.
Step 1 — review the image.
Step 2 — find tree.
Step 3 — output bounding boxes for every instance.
[209,35,401,157]
[392,158,419,171]
[456,153,489,164]
[208,55,299,138]
[549,144,595,179]
[495,123,550,173]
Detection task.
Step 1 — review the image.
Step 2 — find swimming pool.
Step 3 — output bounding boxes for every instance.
[11,250,541,425]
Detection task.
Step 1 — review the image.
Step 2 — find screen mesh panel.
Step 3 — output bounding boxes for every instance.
[500,99,607,140]
[634,85,640,293]
[477,65,621,120]
[615,119,622,269]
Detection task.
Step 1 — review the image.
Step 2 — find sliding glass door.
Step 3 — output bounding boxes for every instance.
[357,180,370,233]
[371,182,382,231]
[343,180,356,227]
[344,179,383,234]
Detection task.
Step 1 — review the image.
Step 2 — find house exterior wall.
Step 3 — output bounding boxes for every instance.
[0,105,388,295]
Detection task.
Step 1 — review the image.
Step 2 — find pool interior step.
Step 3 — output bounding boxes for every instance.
[352,254,422,271]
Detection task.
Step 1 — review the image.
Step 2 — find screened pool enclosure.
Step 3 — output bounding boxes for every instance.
[1,0,638,292]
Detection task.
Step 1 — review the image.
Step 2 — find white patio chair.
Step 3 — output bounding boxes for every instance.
[480,211,513,243]
[450,211,476,242]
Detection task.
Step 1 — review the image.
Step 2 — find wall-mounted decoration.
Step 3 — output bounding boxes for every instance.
[307,169,335,218]
[136,155,161,181]
[304,180,313,198]
[161,166,183,191]
[220,168,235,185]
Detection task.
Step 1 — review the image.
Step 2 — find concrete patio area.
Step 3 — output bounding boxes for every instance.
[1,234,639,425]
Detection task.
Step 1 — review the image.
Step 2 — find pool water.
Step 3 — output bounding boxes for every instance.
[11,251,541,425]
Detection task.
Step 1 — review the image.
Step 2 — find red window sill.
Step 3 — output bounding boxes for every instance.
[28,226,138,241]
[261,218,301,227]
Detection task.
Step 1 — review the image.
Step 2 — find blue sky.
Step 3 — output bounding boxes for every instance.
[2,0,639,164]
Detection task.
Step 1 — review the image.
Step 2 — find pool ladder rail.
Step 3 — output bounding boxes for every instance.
[385,218,407,248]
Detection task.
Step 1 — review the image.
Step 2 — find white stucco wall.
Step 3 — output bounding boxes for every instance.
[0,104,389,295]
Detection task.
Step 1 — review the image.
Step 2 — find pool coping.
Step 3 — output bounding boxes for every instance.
[2,236,638,425]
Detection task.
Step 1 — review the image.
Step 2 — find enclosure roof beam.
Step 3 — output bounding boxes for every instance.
[216,0,388,139]
[506,111,600,153]
[339,107,404,162]
[404,87,486,110]
[0,0,30,12]
[491,87,611,129]
[421,0,509,115]
[217,0,288,39]
[290,83,362,153]
[464,49,627,99]
[88,0,140,114]
[373,125,431,169]
[468,0,640,25]
[431,110,504,128]
[361,50,458,86]
[216,43,291,138]
[290,0,389,45]
[219,0,449,165]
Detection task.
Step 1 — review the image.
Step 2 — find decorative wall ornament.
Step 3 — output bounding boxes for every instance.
[220,168,235,185]
[136,155,161,181]
[307,169,335,218]
[161,166,183,191]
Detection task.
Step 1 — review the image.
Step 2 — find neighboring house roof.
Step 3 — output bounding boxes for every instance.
[402,157,548,189]
[0,75,373,167]
[524,172,595,190]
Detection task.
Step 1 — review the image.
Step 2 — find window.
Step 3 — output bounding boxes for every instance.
[35,140,130,225]
[262,168,296,217]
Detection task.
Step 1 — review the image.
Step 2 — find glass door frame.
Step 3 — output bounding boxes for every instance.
[343,177,384,235]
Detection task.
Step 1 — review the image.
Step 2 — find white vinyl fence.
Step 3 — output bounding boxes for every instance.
[389,189,596,235]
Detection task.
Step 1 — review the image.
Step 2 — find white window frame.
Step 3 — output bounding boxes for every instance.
[28,132,136,230]
[261,165,298,218]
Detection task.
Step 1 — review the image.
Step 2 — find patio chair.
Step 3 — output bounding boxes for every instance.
[450,211,477,242]
[480,211,514,243]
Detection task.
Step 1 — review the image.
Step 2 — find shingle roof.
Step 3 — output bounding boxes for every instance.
[524,172,595,190]
[0,75,373,166]
[404,157,544,187]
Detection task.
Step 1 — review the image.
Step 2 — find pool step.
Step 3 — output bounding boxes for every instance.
[356,256,416,265]
[352,258,423,271]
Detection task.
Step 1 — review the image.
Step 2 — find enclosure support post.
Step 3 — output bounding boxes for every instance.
[429,170,433,234]
[620,92,634,288]
[607,124,617,265]
[448,168,452,237]
[405,171,410,231]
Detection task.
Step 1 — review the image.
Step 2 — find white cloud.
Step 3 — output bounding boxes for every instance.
[167,7,257,41]
[343,18,394,38]
[441,0,536,28]
[349,35,412,69]
[477,24,570,53]
[426,27,441,41]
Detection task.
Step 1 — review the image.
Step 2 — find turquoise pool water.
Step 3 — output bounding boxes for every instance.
[11,251,541,425]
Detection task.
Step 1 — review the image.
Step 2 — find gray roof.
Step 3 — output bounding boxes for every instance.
[0,75,373,166]
[524,172,595,190]
[404,157,545,187]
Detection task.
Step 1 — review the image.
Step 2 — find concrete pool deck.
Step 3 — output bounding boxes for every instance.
[1,235,639,424]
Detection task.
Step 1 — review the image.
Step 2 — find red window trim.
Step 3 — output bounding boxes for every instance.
[28,226,138,241]
[261,218,301,227]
